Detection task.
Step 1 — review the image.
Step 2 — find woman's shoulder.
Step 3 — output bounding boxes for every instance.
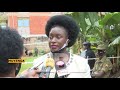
[72,54,88,65]
[71,54,91,78]
[33,53,50,65]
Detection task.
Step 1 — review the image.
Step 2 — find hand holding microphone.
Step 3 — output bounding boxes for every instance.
[18,68,41,78]
[39,58,55,78]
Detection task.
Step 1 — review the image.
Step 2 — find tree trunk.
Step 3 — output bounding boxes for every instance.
[117,45,119,70]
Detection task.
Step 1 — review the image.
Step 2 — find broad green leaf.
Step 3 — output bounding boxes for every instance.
[109,36,120,46]
[87,12,98,25]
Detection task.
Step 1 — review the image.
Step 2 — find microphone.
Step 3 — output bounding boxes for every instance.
[39,58,55,78]
[55,60,70,78]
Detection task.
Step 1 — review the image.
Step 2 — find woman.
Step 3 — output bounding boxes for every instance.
[33,15,91,78]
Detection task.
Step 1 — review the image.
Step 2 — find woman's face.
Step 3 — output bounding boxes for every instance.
[49,26,68,52]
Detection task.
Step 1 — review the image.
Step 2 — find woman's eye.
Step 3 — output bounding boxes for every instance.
[57,35,61,39]
[49,36,53,39]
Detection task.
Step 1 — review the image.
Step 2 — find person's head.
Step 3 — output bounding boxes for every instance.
[0,27,23,77]
[45,15,80,53]
[96,44,106,59]
[83,42,91,50]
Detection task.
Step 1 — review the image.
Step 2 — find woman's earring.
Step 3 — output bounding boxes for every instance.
[66,39,69,46]
[16,67,18,70]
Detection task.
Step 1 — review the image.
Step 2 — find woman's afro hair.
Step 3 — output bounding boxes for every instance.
[45,15,80,47]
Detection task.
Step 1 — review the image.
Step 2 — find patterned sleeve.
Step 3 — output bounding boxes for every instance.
[32,55,46,70]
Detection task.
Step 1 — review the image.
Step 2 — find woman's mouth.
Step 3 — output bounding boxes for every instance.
[51,45,58,49]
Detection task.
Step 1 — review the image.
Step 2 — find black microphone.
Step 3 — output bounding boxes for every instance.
[39,58,55,78]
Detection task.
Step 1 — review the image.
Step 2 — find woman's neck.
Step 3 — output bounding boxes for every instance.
[52,51,70,64]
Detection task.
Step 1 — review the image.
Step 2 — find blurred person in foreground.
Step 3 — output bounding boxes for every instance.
[0,27,40,78]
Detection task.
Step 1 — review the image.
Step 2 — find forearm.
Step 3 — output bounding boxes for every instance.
[91,71,104,78]
[16,69,40,78]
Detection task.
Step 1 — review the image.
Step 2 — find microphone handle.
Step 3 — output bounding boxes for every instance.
[39,66,52,78]
[45,67,52,78]
[39,66,46,78]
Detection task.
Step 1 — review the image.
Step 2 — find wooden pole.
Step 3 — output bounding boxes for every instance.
[117,45,119,71]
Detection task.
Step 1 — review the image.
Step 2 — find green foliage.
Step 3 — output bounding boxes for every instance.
[100,12,120,26]
[65,12,100,53]
[87,12,99,25]
[39,49,46,55]
[72,42,79,54]
[65,12,120,57]
[18,57,38,75]
[106,46,117,57]
[99,12,120,45]
[109,36,120,46]
[0,12,7,22]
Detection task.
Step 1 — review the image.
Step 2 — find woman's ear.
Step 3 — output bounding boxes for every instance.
[66,39,70,46]
[67,39,70,42]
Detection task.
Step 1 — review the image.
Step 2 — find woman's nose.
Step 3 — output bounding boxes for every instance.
[50,37,57,42]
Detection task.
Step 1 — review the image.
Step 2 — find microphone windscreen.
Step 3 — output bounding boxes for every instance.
[55,60,66,70]
[45,58,55,68]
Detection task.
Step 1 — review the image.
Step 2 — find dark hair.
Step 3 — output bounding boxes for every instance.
[45,15,80,47]
[83,42,91,48]
[0,27,23,74]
